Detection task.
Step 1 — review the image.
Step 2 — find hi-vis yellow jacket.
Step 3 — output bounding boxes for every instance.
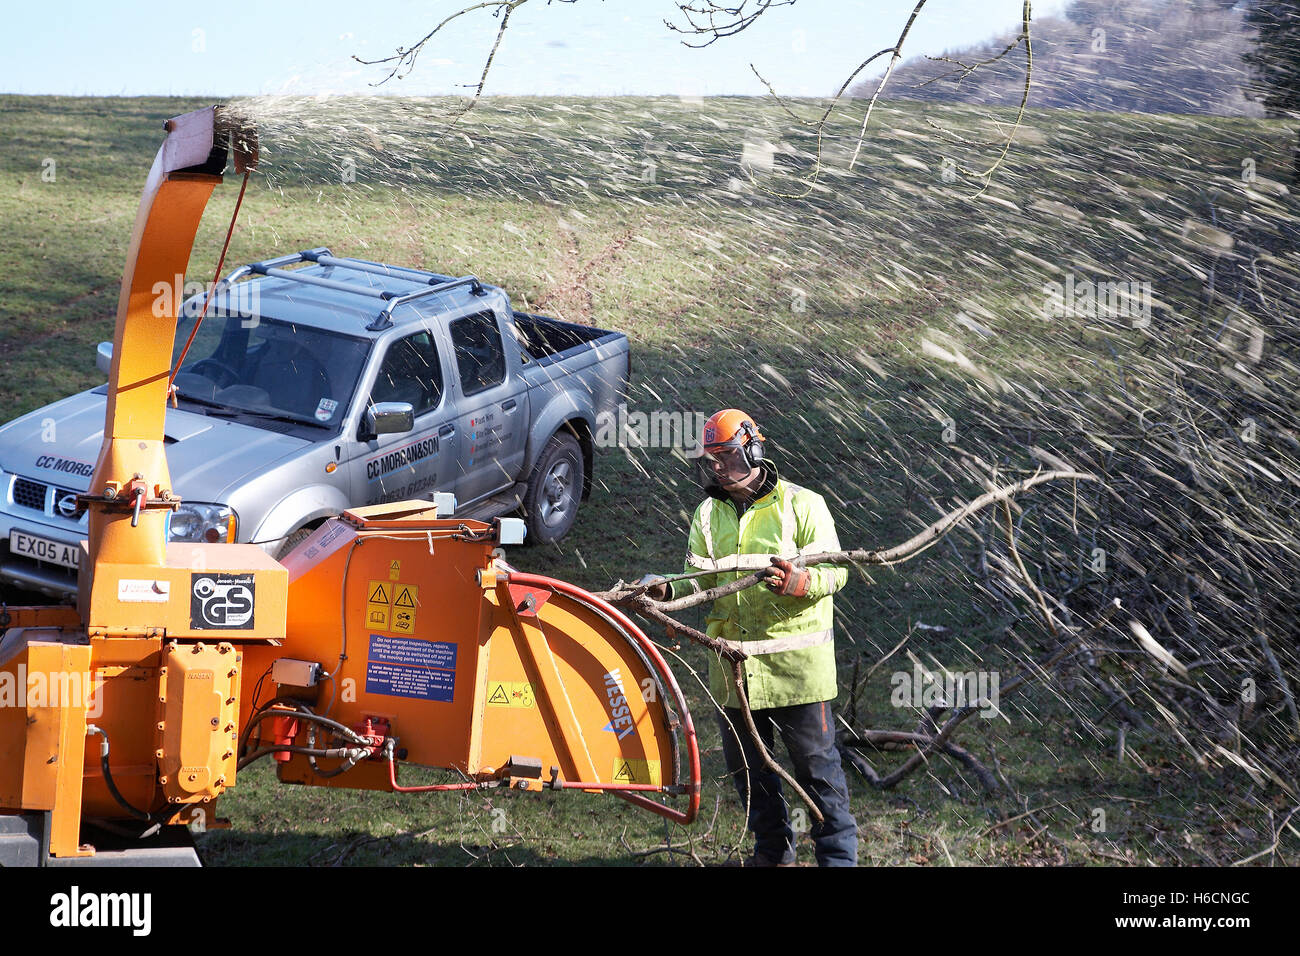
[668,468,847,710]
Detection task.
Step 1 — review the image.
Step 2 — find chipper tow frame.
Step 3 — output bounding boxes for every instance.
[0,107,699,865]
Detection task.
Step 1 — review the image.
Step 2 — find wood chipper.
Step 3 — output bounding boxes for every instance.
[0,107,699,866]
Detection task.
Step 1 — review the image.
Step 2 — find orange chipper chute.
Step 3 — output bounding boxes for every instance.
[0,109,698,866]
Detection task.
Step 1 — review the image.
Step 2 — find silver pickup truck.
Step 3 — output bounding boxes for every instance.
[0,248,629,597]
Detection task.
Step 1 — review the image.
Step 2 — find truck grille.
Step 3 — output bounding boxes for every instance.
[12,478,47,511]
[9,477,80,518]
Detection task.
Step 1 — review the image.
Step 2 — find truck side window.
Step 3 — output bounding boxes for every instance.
[370,331,444,416]
[450,311,506,396]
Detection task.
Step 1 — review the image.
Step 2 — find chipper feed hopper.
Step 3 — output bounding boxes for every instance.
[0,107,699,865]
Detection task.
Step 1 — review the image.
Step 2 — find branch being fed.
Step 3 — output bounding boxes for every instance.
[737,0,938,200]
[628,594,747,663]
[600,469,1095,615]
[731,658,824,824]
[606,469,1092,823]
[847,0,929,172]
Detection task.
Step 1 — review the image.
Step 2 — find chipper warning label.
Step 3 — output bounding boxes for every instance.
[365,634,457,702]
[486,681,535,708]
[365,580,419,634]
[612,758,661,786]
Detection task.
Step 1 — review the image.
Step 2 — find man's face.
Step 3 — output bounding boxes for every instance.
[702,444,755,487]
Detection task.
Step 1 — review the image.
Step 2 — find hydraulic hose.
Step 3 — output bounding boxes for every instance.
[237,744,361,771]
[86,724,152,821]
[239,696,369,758]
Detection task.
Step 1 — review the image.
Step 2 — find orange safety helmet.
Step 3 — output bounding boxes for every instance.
[701,408,766,469]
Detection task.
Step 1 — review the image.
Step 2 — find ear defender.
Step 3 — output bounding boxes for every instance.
[741,420,765,466]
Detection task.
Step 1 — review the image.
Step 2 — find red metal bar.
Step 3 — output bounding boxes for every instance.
[387,756,482,793]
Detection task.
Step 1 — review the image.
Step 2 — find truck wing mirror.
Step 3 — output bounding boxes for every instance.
[364,402,415,438]
[96,341,113,376]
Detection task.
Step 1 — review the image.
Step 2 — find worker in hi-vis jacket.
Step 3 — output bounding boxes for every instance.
[641,409,858,866]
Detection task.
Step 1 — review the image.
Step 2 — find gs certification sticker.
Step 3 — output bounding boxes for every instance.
[190,573,256,629]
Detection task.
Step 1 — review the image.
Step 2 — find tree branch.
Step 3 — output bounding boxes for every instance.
[598,469,1095,614]
[354,1,541,87]
[730,658,824,824]
[664,0,797,48]
[595,469,1095,818]
[854,598,1122,791]
[359,0,1033,200]
[848,0,929,171]
[841,730,1000,793]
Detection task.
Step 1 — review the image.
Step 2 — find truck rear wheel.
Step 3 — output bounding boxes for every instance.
[522,431,583,545]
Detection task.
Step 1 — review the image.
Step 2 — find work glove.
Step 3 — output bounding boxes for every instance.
[765,557,810,598]
[636,573,670,602]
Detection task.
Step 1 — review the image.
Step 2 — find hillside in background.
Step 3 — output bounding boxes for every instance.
[856,0,1263,116]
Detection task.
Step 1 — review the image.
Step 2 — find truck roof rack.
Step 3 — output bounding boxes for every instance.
[216,247,487,331]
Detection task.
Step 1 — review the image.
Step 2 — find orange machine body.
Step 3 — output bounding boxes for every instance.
[240,502,697,817]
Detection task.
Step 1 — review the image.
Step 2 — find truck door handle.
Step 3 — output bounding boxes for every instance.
[439,425,455,437]
[502,399,517,412]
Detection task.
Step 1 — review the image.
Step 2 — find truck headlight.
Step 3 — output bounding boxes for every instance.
[168,503,237,543]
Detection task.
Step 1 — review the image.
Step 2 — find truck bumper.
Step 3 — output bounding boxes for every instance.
[0,554,78,596]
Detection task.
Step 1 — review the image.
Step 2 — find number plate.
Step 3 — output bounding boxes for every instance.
[9,531,80,569]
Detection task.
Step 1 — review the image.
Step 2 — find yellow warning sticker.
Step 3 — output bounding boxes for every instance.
[388,560,401,581]
[366,580,392,631]
[391,584,418,634]
[486,681,535,708]
[611,758,661,787]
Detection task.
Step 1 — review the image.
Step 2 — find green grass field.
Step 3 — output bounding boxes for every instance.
[1,93,1296,865]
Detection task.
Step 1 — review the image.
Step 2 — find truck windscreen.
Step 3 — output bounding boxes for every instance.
[171,310,371,428]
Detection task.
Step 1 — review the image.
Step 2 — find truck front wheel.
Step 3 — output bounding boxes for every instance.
[522,431,583,545]
[275,525,315,560]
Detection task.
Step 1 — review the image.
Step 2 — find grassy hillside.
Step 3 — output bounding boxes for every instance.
[1,94,1296,866]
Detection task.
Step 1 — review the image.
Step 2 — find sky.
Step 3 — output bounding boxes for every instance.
[2,0,1069,98]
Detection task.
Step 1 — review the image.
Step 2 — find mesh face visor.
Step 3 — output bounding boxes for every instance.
[698,442,752,487]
